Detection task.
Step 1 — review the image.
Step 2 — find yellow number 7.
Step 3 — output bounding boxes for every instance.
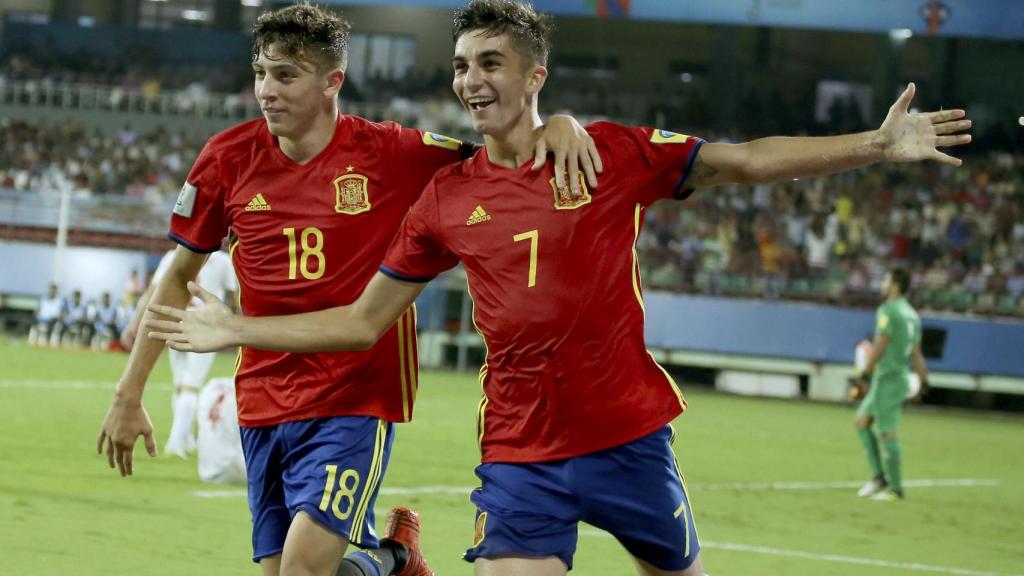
[513,229,538,288]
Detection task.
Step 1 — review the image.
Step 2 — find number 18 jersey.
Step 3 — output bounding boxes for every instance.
[169,114,463,427]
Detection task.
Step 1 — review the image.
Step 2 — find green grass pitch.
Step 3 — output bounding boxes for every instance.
[1,338,1022,575]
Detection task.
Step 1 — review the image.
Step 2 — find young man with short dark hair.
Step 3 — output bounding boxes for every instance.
[95,4,597,576]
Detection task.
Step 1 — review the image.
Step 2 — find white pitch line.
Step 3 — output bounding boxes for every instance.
[580,529,1018,576]
[580,529,1020,576]
[0,380,172,390]
[194,489,247,498]
[698,541,1021,576]
[699,478,1001,491]
[192,478,1000,499]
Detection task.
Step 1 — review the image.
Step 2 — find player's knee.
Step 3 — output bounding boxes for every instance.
[259,555,282,576]
[880,432,897,441]
[679,554,704,576]
[854,415,871,429]
[278,557,330,576]
[635,555,704,576]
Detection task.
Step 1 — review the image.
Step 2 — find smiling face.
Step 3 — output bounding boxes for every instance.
[252,45,342,140]
[451,30,546,137]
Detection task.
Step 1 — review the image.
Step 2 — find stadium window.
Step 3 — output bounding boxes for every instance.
[814,80,873,125]
[553,54,619,80]
[345,34,416,85]
[139,0,215,30]
[921,327,947,360]
[668,61,708,85]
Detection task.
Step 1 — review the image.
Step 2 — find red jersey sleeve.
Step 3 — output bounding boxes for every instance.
[168,142,229,253]
[386,125,470,201]
[595,123,705,207]
[379,179,460,282]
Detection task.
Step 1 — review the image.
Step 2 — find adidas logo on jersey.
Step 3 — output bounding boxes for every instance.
[245,194,272,212]
[466,205,492,226]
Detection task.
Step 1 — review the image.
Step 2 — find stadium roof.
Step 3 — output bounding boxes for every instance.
[325,0,1024,40]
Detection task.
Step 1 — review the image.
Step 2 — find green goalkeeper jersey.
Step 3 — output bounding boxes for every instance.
[875,297,921,380]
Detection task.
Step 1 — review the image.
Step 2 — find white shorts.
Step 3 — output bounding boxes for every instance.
[168,349,217,389]
[197,377,246,484]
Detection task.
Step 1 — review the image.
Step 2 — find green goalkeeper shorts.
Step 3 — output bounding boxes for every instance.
[856,376,908,434]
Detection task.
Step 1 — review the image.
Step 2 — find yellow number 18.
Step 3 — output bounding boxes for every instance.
[283,227,326,280]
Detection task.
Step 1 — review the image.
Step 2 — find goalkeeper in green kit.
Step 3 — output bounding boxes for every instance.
[854,268,929,501]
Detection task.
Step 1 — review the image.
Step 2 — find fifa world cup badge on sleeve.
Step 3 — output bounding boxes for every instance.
[334,169,371,215]
[550,175,592,210]
[173,182,198,217]
[422,131,462,151]
[650,129,690,144]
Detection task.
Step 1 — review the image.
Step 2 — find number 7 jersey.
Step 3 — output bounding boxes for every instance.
[381,122,705,463]
[169,114,464,427]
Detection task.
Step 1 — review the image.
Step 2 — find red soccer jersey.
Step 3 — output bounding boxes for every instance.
[169,114,464,427]
[381,122,705,462]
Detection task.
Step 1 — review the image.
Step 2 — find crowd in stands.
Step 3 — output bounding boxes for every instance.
[636,152,1024,316]
[0,52,251,104]
[0,118,204,201]
[4,53,1023,318]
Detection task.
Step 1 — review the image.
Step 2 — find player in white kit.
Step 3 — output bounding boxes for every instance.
[127,248,238,458]
[197,377,247,484]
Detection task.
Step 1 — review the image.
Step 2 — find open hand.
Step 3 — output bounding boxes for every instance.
[879,83,972,166]
[96,399,157,476]
[145,281,237,353]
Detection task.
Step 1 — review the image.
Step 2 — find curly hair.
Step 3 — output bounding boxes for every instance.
[252,3,350,71]
[452,0,553,66]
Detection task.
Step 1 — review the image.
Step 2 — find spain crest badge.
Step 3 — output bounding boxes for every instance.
[334,173,371,215]
[550,174,592,210]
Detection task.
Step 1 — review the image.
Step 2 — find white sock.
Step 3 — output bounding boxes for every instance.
[167,389,198,452]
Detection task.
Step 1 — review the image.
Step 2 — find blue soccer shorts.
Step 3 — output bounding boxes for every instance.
[464,425,699,571]
[240,416,395,562]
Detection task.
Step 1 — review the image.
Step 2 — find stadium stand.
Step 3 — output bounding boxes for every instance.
[3,110,1020,317]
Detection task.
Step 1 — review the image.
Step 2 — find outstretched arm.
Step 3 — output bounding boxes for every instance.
[685,83,972,188]
[147,272,426,354]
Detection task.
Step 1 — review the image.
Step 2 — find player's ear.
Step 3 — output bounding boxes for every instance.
[526,64,547,95]
[325,68,345,97]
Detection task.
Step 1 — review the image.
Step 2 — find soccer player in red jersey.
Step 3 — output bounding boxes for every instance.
[95,5,599,576]
[146,1,972,574]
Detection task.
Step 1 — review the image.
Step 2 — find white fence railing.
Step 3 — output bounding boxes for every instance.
[0,79,394,122]
[0,189,170,236]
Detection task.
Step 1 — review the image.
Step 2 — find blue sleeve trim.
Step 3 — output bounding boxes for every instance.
[672,138,706,201]
[379,264,435,283]
[168,232,222,254]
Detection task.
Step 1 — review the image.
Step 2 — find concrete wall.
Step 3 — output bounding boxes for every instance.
[0,240,149,301]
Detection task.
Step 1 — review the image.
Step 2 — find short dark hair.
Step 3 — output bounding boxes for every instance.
[452,0,553,66]
[890,268,911,294]
[252,4,350,72]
